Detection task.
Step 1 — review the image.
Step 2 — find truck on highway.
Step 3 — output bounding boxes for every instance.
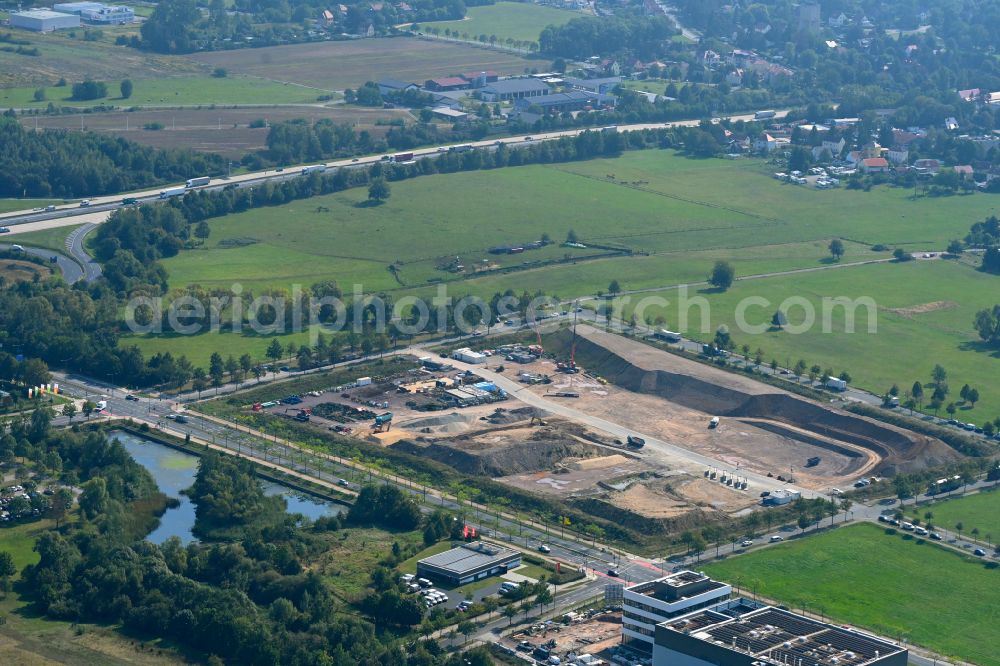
[449,144,473,153]
[754,110,777,120]
[301,164,327,175]
[159,186,186,199]
[121,197,139,206]
[185,176,211,188]
[391,152,415,163]
[825,377,848,391]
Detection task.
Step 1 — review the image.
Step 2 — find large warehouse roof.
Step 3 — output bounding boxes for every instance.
[419,542,517,575]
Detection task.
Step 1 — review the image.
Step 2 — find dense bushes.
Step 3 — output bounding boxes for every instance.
[0,117,225,198]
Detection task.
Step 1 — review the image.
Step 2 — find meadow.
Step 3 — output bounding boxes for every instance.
[916,487,1000,543]
[0,198,60,214]
[2,75,329,109]
[7,223,82,253]
[135,149,1000,409]
[703,523,1000,666]
[0,28,199,88]
[422,1,583,44]
[186,37,541,91]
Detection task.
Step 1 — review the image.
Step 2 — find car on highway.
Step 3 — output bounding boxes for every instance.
[523,136,533,141]
[79,200,91,207]
[538,544,551,554]
[10,244,24,252]
[0,226,9,233]
[44,205,56,211]
[930,532,943,540]
[607,569,619,577]
[337,478,350,487]
[769,535,783,543]
[740,540,753,547]
[165,413,178,420]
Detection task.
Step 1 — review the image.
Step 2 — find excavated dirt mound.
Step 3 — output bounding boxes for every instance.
[391,421,605,476]
[552,326,961,475]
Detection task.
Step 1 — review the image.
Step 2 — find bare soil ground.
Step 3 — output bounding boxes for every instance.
[186,37,539,90]
[510,611,623,660]
[20,106,411,158]
[501,453,651,497]
[548,326,960,482]
[515,356,872,491]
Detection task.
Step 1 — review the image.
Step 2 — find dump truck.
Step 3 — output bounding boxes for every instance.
[626,435,645,449]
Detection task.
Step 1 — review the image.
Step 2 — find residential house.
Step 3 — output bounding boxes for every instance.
[430,107,469,122]
[885,148,909,165]
[727,49,754,66]
[754,132,778,154]
[461,71,499,87]
[861,157,889,173]
[701,50,721,67]
[725,68,744,86]
[913,158,941,174]
[480,78,550,102]
[953,165,974,179]
[811,138,845,161]
[944,117,959,131]
[987,92,1000,105]
[320,9,334,25]
[828,12,849,28]
[957,88,981,102]
[892,129,924,147]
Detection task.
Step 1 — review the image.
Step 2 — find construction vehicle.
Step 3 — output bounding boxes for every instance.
[805,456,821,467]
[709,416,720,429]
[372,412,393,432]
[626,435,645,449]
[284,407,311,422]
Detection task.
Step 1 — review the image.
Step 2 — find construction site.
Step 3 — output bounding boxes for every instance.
[247,324,962,533]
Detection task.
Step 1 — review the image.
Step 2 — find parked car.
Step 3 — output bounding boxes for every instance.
[0,226,9,233]
[930,532,943,540]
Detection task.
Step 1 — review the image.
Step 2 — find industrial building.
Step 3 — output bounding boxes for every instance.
[514,90,616,113]
[52,2,134,23]
[623,571,732,650]
[416,542,521,586]
[10,8,80,32]
[480,78,551,102]
[653,599,907,666]
[452,348,486,364]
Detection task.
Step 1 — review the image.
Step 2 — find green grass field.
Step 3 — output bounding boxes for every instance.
[0,199,60,214]
[917,488,1000,543]
[704,523,1000,665]
[0,520,50,574]
[614,258,1000,419]
[6,224,81,253]
[1,75,327,108]
[423,2,584,44]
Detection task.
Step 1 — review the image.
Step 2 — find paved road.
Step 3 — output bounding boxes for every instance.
[0,242,83,283]
[64,223,102,282]
[0,108,792,235]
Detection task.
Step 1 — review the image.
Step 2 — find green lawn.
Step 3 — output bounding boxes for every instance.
[1,75,327,108]
[399,540,454,575]
[0,199,61,214]
[7,224,81,253]
[918,488,1000,544]
[704,523,1000,666]
[0,520,51,575]
[423,2,584,44]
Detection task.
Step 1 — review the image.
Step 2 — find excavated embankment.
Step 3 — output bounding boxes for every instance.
[552,327,961,475]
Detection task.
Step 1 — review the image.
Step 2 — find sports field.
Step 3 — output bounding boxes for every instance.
[918,488,1000,543]
[424,2,584,44]
[704,523,1000,666]
[186,37,540,91]
[1,75,329,109]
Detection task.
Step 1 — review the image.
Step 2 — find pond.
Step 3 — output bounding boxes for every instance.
[115,431,347,545]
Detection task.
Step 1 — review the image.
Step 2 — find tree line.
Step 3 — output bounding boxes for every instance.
[0,117,225,198]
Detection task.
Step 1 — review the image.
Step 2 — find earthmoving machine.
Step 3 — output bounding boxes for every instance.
[284,407,311,422]
[626,435,645,449]
[372,412,393,432]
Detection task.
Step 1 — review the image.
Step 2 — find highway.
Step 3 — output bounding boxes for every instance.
[0,109,790,238]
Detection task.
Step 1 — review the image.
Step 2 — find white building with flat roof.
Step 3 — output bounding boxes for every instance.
[623,570,732,650]
[10,9,80,32]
